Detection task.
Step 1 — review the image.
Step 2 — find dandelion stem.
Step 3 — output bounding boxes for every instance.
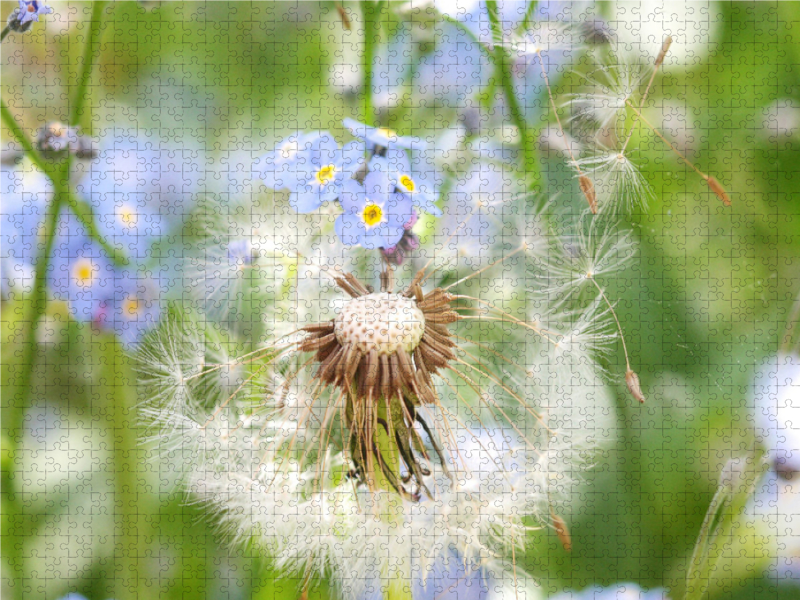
[587,277,645,402]
[374,400,413,600]
[103,335,148,599]
[620,36,672,154]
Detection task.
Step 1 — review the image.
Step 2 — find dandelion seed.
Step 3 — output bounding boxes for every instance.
[625,369,645,404]
[575,149,653,214]
[623,100,731,207]
[567,59,649,131]
[531,218,635,302]
[705,175,731,207]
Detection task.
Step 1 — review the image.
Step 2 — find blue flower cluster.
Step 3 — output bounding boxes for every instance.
[2,132,202,345]
[7,0,53,32]
[259,119,439,256]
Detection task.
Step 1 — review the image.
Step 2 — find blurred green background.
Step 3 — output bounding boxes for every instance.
[2,1,800,599]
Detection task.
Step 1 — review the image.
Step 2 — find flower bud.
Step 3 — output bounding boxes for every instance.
[7,1,53,33]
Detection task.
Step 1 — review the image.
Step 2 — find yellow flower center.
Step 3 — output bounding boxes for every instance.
[376,127,397,139]
[119,205,138,228]
[315,164,337,186]
[72,259,96,288]
[399,174,415,192]
[122,296,142,319]
[362,204,383,227]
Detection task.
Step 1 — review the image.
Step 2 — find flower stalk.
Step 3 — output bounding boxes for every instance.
[485,0,536,181]
[2,6,114,599]
[362,1,384,124]
[374,408,413,600]
[70,1,106,128]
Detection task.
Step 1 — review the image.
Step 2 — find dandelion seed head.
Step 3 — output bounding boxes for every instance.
[531,219,636,302]
[568,59,649,130]
[575,148,653,214]
[142,218,618,596]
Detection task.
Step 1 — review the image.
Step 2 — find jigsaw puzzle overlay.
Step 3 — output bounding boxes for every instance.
[2,2,799,600]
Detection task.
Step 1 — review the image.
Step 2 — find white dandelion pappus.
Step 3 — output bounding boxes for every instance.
[140,202,619,598]
[574,147,654,214]
[567,57,649,130]
[529,217,636,304]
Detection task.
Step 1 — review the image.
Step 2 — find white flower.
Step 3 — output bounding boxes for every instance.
[753,354,800,478]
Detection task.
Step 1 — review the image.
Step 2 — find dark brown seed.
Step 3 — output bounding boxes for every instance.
[396,349,416,393]
[298,333,336,353]
[423,311,460,324]
[334,277,361,298]
[364,350,379,395]
[380,354,391,401]
[301,322,335,334]
[318,345,344,384]
[421,327,456,348]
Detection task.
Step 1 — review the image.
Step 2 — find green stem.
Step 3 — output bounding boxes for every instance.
[71,1,106,128]
[1,100,127,265]
[1,25,10,42]
[361,1,383,124]
[102,336,143,600]
[519,0,540,33]
[485,0,537,184]
[4,160,67,600]
[373,405,412,600]
[439,14,493,59]
[1,99,51,174]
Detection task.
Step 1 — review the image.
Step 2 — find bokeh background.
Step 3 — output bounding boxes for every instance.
[2,1,800,599]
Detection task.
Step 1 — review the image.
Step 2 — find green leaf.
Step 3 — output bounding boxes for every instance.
[684,450,768,600]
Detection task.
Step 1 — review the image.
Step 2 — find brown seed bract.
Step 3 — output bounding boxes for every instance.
[297,271,460,500]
